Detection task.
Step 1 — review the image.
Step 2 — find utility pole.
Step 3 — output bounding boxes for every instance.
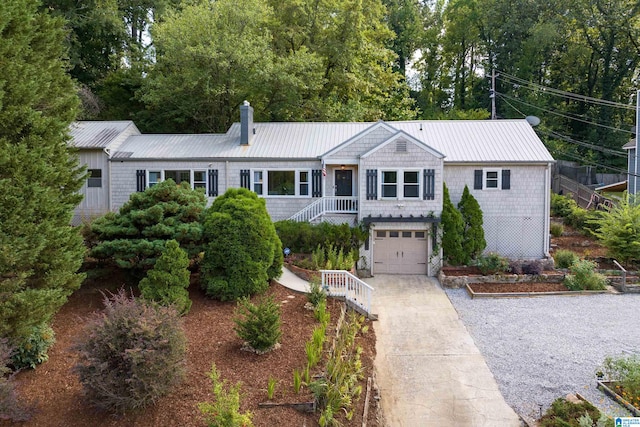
[634,90,640,195]
[490,69,497,120]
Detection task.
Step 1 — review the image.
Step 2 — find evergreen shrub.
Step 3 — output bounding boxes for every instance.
[139,239,192,315]
[554,250,579,269]
[458,185,486,260]
[234,296,282,353]
[11,323,55,370]
[441,183,466,265]
[74,290,186,413]
[475,253,509,275]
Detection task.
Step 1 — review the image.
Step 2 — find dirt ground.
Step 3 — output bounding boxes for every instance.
[6,267,378,427]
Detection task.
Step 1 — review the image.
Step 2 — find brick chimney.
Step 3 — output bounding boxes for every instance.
[240,100,254,145]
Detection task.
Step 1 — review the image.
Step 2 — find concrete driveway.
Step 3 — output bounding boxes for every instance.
[368,275,521,426]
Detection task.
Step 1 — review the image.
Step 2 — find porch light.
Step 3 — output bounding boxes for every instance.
[341,164,345,170]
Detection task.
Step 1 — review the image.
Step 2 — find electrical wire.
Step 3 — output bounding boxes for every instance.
[552,149,638,177]
[495,92,635,135]
[496,70,637,111]
[535,129,627,158]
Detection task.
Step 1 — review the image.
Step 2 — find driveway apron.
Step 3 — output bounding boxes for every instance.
[369,275,521,426]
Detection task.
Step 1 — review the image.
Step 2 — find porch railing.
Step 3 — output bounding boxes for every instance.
[320,270,374,317]
[288,196,358,222]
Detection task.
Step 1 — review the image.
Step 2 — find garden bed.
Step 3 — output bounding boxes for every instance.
[11,267,378,427]
[465,282,610,298]
[597,380,640,416]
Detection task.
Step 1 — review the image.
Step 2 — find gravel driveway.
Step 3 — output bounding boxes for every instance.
[445,289,640,419]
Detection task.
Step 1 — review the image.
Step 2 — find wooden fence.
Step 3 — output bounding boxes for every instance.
[553,174,613,210]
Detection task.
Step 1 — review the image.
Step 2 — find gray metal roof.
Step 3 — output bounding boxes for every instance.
[111,119,554,163]
[69,121,137,149]
[623,139,636,150]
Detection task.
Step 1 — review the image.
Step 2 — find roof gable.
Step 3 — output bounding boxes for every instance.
[321,121,398,159]
[361,130,445,160]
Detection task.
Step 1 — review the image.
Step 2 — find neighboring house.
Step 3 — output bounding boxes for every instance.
[71,102,555,276]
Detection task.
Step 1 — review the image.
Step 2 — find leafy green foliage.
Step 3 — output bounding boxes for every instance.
[198,363,254,427]
[0,0,85,349]
[74,290,186,414]
[441,183,467,265]
[233,296,282,353]
[458,185,486,261]
[550,223,564,238]
[275,220,367,255]
[89,179,206,269]
[554,250,579,269]
[11,323,55,370]
[602,355,640,403]
[590,194,640,266]
[311,244,357,270]
[563,260,607,291]
[0,339,33,421]
[551,193,576,218]
[475,253,510,275]
[139,240,192,315]
[539,397,612,427]
[201,188,283,301]
[307,277,327,307]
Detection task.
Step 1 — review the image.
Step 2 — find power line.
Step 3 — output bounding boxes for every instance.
[496,91,634,135]
[552,149,637,177]
[496,71,636,111]
[536,129,627,158]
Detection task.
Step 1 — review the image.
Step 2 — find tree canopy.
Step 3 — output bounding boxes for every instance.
[0,0,85,343]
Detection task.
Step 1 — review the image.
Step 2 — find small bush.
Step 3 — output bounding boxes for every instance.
[539,397,612,427]
[0,339,32,421]
[550,222,564,237]
[563,260,607,291]
[234,296,282,353]
[139,239,192,315]
[522,260,543,275]
[274,221,366,255]
[310,244,357,270]
[74,290,186,414]
[307,277,327,307]
[10,323,55,370]
[551,193,577,218]
[475,253,510,275]
[554,250,579,269]
[508,260,523,275]
[199,363,253,427]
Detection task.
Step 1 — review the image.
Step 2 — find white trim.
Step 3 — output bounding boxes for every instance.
[361,131,445,160]
[146,168,208,192]
[249,168,313,198]
[378,168,422,200]
[483,168,501,190]
[321,121,398,158]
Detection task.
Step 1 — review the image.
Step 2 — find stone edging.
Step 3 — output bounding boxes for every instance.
[465,284,610,299]
[439,271,565,289]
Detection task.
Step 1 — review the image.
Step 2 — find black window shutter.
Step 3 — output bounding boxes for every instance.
[423,169,435,200]
[312,169,322,197]
[366,169,377,200]
[474,170,482,190]
[136,170,146,192]
[240,169,250,189]
[502,169,511,190]
[208,169,218,197]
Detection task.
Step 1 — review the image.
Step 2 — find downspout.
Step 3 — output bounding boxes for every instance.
[104,147,112,212]
[225,160,229,189]
[544,162,552,257]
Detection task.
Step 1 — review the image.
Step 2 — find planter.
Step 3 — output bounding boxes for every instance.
[284,262,320,282]
[466,283,609,299]
[597,380,640,416]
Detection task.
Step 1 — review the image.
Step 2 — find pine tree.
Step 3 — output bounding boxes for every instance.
[0,0,85,347]
[458,185,486,260]
[139,240,192,315]
[441,183,467,265]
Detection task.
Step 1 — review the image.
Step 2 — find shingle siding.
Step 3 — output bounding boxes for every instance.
[444,164,548,258]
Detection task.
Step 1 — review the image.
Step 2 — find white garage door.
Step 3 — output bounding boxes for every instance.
[373,230,428,275]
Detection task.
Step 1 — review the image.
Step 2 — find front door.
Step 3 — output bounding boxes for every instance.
[335,170,353,196]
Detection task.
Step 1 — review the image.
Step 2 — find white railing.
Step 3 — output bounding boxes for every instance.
[288,196,358,222]
[321,270,374,317]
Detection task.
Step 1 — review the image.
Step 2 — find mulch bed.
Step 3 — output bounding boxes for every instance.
[8,267,378,427]
[468,282,570,293]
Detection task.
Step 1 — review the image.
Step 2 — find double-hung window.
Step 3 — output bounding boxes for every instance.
[474,168,511,190]
[381,170,421,199]
[148,170,207,190]
[251,169,311,197]
[484,169,499,189]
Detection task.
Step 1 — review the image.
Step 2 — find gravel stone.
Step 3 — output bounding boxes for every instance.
[445,288,640,419]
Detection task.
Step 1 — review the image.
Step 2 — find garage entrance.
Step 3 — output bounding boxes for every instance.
[373,230,428,274]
